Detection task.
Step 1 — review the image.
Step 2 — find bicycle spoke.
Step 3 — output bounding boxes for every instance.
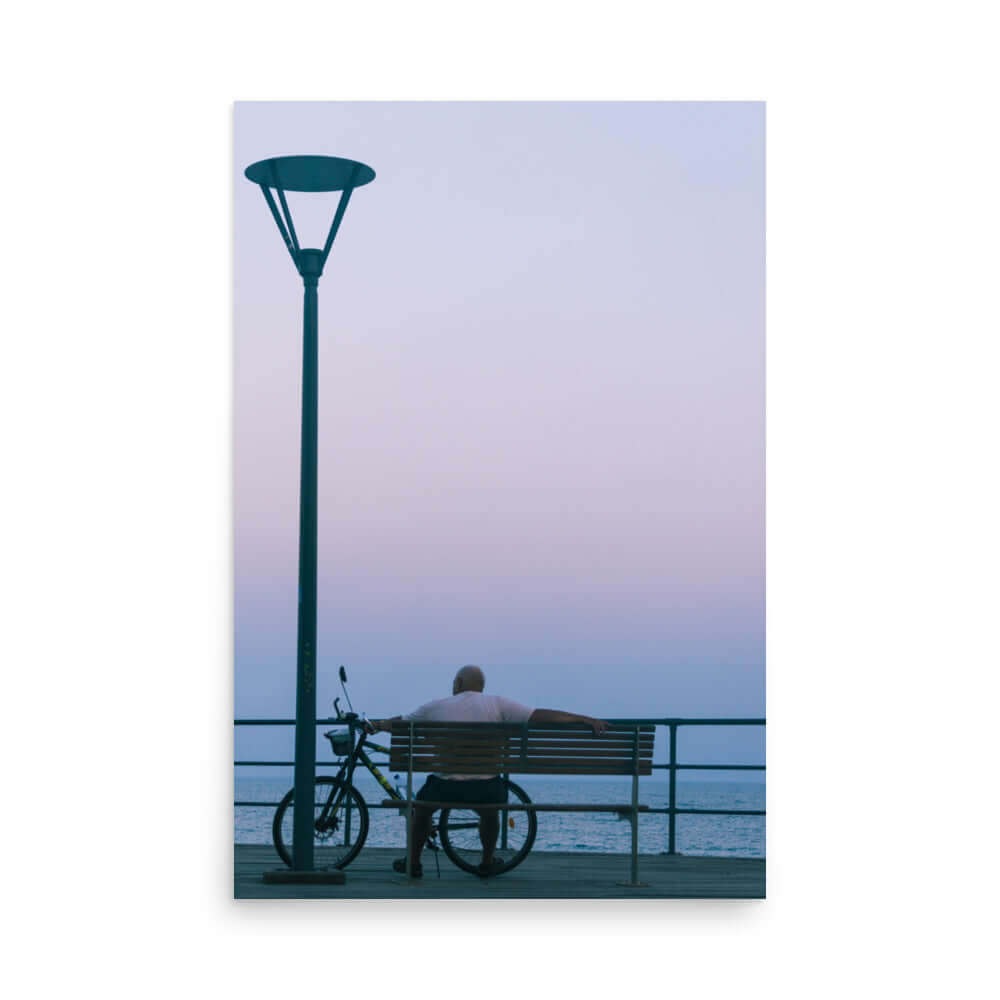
[273,777,369,869]
[438,780,537,875]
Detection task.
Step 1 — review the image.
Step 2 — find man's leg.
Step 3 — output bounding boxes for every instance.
[402,776,442,873]
[475,808,500,865]
[409,805,434,868]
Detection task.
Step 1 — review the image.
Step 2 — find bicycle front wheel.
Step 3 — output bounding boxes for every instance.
[439,779,537,875]
[272,777,369,869]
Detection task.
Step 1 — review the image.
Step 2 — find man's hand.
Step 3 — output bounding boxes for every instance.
[529,708,610,735]
[367,717,400,734]
[364,719,380,735]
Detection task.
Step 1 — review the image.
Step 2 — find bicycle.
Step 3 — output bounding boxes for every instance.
[272,667,538,874]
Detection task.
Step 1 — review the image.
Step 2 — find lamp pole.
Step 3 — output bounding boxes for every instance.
[294,249,321,872]
[245,156,375,871]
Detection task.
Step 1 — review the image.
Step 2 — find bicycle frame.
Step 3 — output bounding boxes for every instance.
[327,726,400,801]
[318,724,431,849]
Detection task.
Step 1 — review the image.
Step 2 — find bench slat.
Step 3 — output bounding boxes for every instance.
[388,766,653,777]
[381,800,651,812]
[389,762,654,776]
[390,725,653,736]
[389,753,652,773]
[389,747,654,759]
[399,735,654,748]
[391,727,654,735]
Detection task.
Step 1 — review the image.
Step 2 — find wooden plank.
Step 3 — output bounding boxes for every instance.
[390,744,654,759]
[389,728,654,739]
[389,742,655,754]
[261,868,346,884]
[379,801,651,812]
[387,753,654,767]
[389,726,521,736]
[235,845,765,900]
[393,746,653,764]
[390,739,654,750]
[389,763,654,776]
[504,738,655,748]
[509,747,654,758]
[392,732,655,743]
[500,764,654,775]
[389,724,654,737]
[389,752,648,766]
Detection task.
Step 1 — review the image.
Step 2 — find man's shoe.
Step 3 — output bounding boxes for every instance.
[392,857,423,878]
[475,858,505,878]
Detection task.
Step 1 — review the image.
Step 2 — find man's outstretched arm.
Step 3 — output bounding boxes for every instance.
[529,708,609,736]
[368,715,402,733]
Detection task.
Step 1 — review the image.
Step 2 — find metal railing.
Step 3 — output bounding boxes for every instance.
[234,716,765,855]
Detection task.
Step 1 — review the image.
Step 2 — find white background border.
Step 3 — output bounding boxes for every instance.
[3,1,998,996]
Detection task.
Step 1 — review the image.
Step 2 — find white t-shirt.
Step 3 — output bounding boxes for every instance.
[403,691,534,780]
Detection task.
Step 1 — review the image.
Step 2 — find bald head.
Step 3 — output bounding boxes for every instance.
[453,664,485,694]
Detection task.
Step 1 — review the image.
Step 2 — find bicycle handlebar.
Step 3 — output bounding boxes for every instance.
[332,674,369,730]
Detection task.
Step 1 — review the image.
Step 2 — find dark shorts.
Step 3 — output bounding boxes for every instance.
[415,774,508,808]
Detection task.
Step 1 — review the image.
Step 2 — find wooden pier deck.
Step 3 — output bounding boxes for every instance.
[235,845,765,899]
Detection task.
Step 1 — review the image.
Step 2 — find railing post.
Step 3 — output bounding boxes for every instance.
[631,725,639,884]
[501,770,509,850]
[405,721,414,877]
[668,722,678,855]
[342,720,353,846]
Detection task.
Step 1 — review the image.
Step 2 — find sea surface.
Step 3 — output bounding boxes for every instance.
[235,771,765,858]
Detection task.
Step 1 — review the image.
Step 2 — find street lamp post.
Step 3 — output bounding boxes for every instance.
[245,155,375,871]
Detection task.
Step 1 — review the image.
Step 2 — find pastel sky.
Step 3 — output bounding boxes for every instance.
[234,102,763,766]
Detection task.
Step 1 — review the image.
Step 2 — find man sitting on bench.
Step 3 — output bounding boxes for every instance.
[369,664,608,878]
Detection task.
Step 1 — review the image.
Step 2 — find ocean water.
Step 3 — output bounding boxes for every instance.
[235,770,765,858]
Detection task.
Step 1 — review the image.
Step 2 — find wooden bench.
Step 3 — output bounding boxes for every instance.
[387,720,655,885]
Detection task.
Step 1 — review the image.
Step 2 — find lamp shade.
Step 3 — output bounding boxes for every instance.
[244,155,376,192]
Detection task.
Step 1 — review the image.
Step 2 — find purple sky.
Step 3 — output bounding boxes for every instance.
[235,102,763,761]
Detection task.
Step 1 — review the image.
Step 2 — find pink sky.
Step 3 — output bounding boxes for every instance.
[235,102,763,737]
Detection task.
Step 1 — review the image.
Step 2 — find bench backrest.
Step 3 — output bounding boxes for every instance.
[388,722,655,776]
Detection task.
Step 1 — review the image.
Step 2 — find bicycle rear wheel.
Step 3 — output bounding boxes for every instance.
[439,779,536,875]
[272,777,369,869]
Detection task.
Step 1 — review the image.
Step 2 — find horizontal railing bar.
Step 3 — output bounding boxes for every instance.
[235,760,764,770]
[638,808,766,816]
[672,808,766,816]
[235,717,765,727]
[234,801,766,816]
[235,801,411,809]
[234,761,354,767]
[234,717,355,726]
[657,720,765,726]
[659,764,766,771]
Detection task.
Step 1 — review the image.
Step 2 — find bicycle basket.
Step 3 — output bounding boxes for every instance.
[326,726,353,756]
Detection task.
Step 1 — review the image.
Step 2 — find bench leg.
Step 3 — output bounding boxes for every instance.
[405,724,414,878]
[405,799,413,877]
[617,741,649,888]
[631,802,638,884]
